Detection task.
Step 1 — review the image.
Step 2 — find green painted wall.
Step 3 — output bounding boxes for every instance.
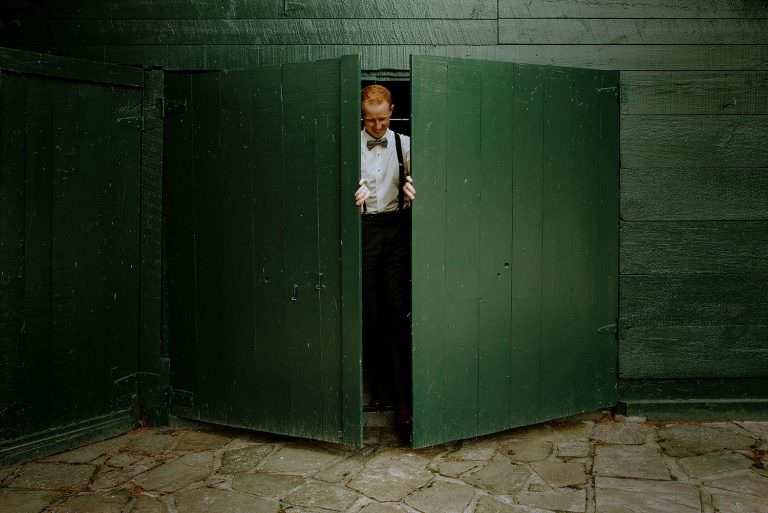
[2,0,766,415]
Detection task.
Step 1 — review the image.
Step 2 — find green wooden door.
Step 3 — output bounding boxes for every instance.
[411,56,619,448]
[0,48,144,464]
[166,55,363,445]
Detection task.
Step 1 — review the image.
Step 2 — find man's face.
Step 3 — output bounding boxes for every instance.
[362,100,394,140]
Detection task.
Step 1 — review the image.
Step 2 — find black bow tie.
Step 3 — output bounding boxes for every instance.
[367,137,388,150]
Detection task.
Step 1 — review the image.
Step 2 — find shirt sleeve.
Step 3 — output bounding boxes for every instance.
[401,134,411,177]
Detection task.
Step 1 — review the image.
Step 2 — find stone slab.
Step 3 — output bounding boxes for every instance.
[43,437,128,464]
[0,489,58,513]
[530,461,587,487]
[499,439,553,462]
[174,430,233,451]
[131,452,213,492]
[259,444,342,474]
[450,439,498,461]
[220,445,275,474]
[517,489,586,513]
[130,497,167,513]
[595,477,700,513]
[659,424,755,457]
[474,496,555,513]
[49,490,132,513]
[557,441,590,458]
[403,480,475,513]
[736,421,768,441]
[175,487,280,513]
[283,481,359,511]
[591,422,654,445]
[314,448,374,483]
[122,430,180,455]
[679,452,753,479]
[704,471,768,498]
[464,457,532,495]
[232,472,304,498]
[91,456,158,490]
[593,445,670,480]
[711,493,768,513]
[432,459,479,478]
[9,463,95,491]
[348,450,433,501]
[359,503,405,513]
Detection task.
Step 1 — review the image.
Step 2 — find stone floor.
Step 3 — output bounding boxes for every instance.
[1,415,767,513]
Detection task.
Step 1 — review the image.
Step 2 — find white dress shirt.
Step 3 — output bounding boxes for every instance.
[361,129,411,214]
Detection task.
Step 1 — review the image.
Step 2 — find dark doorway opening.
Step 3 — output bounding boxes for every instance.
[360,75,412,427]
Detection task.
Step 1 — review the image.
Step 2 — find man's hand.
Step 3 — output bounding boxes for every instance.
[403,175,416,201]
[355,179,371,212]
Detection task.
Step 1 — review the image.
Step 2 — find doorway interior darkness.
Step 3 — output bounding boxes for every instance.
[360,74,411,416]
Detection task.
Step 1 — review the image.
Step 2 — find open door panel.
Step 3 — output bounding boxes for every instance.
[165,55,363,445]
[411,55,619,448]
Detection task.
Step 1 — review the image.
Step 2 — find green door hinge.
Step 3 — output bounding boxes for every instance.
[157,97,188,118]
[170,388,195,408]
[114,116,142,130]
[596,323,617,334]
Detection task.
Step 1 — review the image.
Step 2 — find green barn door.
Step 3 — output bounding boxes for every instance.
[166,56,363,445]
[411,56,619,448]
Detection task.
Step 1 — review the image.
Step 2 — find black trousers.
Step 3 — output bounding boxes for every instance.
[362,208,412,413]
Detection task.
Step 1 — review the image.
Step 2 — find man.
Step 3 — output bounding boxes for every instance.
[354,84,415,442]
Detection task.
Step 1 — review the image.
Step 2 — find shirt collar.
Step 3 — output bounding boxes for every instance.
[361,128,392,143]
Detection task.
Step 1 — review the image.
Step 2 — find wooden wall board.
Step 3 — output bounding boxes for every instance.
[620,274,768,327]
[32,0,498,20]
[620,221,768,274]
[620,168,768,221]
[620,71,768,115]
[500,19,768,45]
[621,115,768,168]
[500,0,768,18]
[3,19,499,46]
[20,44,768,71]
[620,324,768,378]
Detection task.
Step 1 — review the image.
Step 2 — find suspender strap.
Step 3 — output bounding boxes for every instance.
[395,132,405,210]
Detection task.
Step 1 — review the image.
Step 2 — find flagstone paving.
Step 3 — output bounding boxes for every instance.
[2,416,767,513]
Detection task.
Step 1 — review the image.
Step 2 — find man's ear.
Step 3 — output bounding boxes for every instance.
[389,103,395,115]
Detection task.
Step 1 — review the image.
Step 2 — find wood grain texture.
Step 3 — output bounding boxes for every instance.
[620,274,768,327]
[500,0,768,18]
[621,221,768,274]
[26,43,768,71]
[500,19,768,45]
[0,46,143,87]
[621,115,768,168]
[411,56,618,447]
[620,168,768,221]
[33,0,498,19]
[620,324,768,378]
[620,71,768,115]
[3,19,498,45]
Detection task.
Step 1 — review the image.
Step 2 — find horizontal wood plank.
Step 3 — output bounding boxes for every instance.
[501,0,768,18]
[621,71,768,115]
[620,274,768,327]
[0,46,142,87]
[621,221,768,274]
[23,44,768,71]
[32,0,498,19]
[620,168,768,221]
[2,19,498,45]
[621,115,768,168]
[619,325,768,378]
[500,19,768,45]
[619,377,768,400]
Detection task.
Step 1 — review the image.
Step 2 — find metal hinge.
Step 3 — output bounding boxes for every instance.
[170,388,195,408]
[157,97,188,118]
[114,116,142,130]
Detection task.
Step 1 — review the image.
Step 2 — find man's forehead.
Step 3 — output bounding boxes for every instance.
[362,100,392,115]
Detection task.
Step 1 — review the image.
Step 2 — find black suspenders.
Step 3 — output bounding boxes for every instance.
[395,132,405,211]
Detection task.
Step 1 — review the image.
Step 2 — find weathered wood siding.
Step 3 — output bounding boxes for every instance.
[2,0,766,412]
